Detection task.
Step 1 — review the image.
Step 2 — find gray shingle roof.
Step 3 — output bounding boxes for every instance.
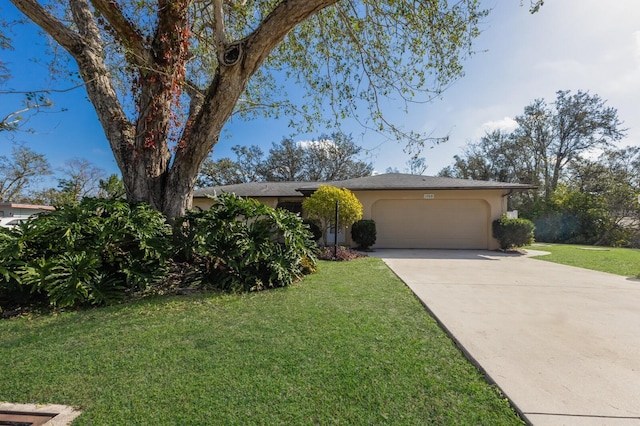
[193,173,536,198]
[193,181,317,198]
[299,173,537,192]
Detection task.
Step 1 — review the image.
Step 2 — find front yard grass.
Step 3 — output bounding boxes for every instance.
[0,257,523,425]
[525,243,640,278]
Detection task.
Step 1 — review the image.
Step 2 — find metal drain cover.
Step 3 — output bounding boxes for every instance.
[0,410,55,425]
[0,404,81,426]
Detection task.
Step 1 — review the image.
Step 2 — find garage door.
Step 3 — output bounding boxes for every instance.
[371,199,489,249]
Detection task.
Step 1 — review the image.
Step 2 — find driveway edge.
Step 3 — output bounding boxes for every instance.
[383,261,532,426]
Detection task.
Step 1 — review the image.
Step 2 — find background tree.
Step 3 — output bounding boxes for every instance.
[197,132,372,186]
[406,156,428,175]
[197,145,267,187]
[9,0,486,218]
[508,91,625,198]
[28,158,106,205]
[439,130,524,182]
[0,143,51,201]
[564,147,640,245]
[261,138,307,182]
[197,158,244,187]
[298,133,373,181]
[56,158,107,202]
[302,185,363,246]
[439,90,625,201]
[385,154,433,175]
[98,174,126,199]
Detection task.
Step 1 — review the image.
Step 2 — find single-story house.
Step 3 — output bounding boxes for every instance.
[192,173,536,250]
[0,203,55,219]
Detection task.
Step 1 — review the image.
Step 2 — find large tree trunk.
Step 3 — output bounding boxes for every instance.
[10,0,338,219]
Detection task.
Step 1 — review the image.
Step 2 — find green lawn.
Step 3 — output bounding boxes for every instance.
[525,243,640,278]
[0,258,523,425]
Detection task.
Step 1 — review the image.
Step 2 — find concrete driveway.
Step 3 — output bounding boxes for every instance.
[371,249,640,426]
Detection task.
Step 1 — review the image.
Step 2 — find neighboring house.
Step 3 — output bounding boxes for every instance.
[0,203,55,219]
[192,173,535,250]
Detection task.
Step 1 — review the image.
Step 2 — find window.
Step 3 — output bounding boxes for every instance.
[276,201,303,214]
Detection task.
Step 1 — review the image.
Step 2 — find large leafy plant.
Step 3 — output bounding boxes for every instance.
[0,198,171,311]
[174,193,317,292]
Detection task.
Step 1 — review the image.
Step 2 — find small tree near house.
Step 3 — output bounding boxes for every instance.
[302,185,362,246]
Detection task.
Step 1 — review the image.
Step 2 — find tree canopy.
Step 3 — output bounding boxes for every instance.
[302,185,362,246]
[0,143,51,201]
[439,90,626,199]
[8,0,487,218]
[197,132,372,186]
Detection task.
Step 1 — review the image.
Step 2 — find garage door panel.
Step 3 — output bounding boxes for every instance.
[372,199,488,249]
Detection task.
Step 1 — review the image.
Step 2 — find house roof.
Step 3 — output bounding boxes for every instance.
[193,181,317,198]
[298,173,537,192]
[193,173,536,199]
[0,203,55,211]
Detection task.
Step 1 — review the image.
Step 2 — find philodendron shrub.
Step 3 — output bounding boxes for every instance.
[492,215,535,250]
[174,193,317,292]
[0,198,171,311]
[0,194,319,314]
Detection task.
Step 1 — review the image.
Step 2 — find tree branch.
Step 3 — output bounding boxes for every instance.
[243,0,338,74]
[0,101,53,132]
[213,0,226,58]
[9,0,82,50]
[89,0,151,66]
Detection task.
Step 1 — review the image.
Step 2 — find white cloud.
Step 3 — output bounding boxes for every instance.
[635,30,640,64]
[297,139,336,150]
[479,117,518,134]
[534,59,587,76]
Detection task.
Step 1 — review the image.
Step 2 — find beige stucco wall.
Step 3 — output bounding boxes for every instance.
[351,189,510,250]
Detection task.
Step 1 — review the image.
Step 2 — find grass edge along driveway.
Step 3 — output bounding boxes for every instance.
[526,243,640,278]
[0,257,523,425]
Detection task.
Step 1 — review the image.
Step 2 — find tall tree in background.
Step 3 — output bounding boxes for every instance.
[28,158,107,205]
[406,156,428,175]
[56,158,107,202]
[440,90,626,198]
[261,139,307,182]
[298,133,373,181]
[520,90,625,197]
[197,145,264,187]
[567,146,640,241]
[439,130,518,182]
[9,0,487,218]
[260,133,372,182]
[197,132,372,185]
[0,143,51,201]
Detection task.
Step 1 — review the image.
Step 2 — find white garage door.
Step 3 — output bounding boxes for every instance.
[371,199,489,249]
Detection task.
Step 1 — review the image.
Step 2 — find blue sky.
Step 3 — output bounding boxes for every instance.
[1,0,639,184]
